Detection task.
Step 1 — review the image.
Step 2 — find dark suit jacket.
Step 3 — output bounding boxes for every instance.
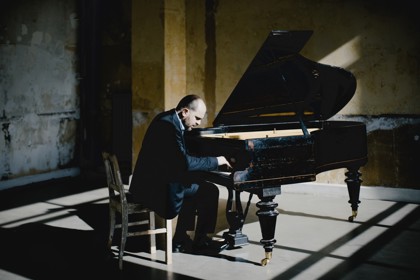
[129,109,218,219]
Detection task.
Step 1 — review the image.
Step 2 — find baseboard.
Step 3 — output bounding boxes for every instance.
[0,167,81,191]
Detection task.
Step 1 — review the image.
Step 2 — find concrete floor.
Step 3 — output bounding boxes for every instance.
[0,176,419,280]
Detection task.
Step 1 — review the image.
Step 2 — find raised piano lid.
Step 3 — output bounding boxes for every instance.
[213,30,357,127]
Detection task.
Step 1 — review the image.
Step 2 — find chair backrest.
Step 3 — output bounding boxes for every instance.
[102,152,127,204]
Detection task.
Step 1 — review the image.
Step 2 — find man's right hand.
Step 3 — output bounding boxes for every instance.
[217,156,232,169]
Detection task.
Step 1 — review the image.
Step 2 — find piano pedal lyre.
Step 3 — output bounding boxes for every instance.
[348,210,358,222]
[261,252,272,266]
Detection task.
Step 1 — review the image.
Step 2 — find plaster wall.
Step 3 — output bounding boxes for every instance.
[0,0,79,185]
[214,0,420,116]
[132,0,188,164]
[131,0,165,160]
[164,0,187,110]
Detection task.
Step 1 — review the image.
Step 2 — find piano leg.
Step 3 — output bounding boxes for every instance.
[255,188,280,266]
[345,167,362,222]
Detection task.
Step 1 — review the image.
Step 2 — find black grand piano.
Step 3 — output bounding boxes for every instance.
[185,30,367,266]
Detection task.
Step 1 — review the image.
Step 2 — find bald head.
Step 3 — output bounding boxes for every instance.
[176,95,207,130]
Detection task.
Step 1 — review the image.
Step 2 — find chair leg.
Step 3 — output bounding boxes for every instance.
[149,211,157,254]
[108,208,116,250]
[119,211,129,270]
[165,219,173,264]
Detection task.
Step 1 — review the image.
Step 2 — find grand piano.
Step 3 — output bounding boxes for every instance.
[185,30,368,266]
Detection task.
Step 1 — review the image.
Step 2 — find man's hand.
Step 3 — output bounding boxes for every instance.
[217,156,232,169]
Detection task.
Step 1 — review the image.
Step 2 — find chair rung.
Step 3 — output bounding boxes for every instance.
[114,220,149,229]
[127,221,149,227]
[127,228,167,237]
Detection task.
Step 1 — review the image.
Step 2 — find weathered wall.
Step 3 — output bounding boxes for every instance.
[0,0,79,186]
[0,0,132,188]
[96,0,132,179]
[185,0,215,124]
[213,0,420,115]
[131,0,165,164]
[132,0,188,165]
[1,0,417,189]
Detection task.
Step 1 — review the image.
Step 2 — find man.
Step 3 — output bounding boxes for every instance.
[129,95,231,253]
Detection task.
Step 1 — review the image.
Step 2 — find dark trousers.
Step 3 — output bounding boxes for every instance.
[174,181,219,239]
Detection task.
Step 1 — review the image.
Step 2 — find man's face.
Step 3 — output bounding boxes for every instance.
[181,100,206,131]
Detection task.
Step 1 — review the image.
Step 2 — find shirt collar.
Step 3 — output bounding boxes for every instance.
[175,111,185,132]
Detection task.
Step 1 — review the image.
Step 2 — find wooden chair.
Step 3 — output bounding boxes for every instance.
[102,152,172,269]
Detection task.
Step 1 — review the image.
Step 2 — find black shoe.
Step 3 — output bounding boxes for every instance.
[192,236,227,254]
[172,235,193,253]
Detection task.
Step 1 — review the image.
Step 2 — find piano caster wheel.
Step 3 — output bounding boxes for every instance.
[348,210,358,222]
[261,252,272,266]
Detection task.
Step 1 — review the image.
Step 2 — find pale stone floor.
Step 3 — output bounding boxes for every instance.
[0,177,419,280]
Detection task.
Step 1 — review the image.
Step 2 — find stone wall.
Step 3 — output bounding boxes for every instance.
[0,0,79,187]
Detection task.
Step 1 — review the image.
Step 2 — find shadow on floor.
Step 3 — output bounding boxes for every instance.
[0,174,231,279]
[0,201,201,280]
[0,222,113,279]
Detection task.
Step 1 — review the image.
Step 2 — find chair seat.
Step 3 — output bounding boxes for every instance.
[109,193,147,213]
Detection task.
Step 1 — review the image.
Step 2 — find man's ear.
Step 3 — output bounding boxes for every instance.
[181,108,189,118]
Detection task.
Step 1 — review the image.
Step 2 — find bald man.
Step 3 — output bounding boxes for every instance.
[129,95,230,253]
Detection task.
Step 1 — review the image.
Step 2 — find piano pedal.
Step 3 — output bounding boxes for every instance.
[348,210,358,222]
[223,231,249,248]
[261,252,272,266]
